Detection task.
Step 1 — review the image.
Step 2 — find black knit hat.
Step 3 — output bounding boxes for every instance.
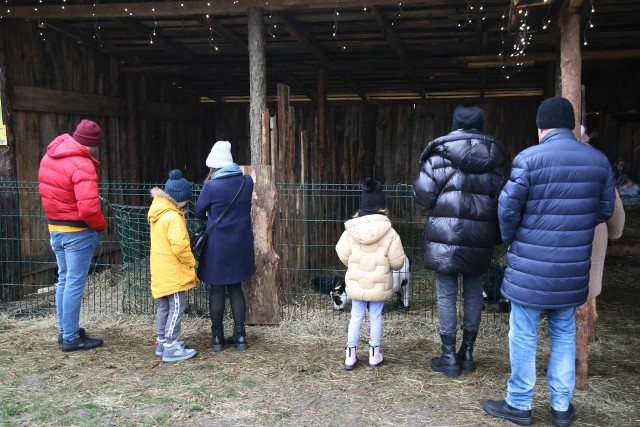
[536,97,575,130]
[360,178,386,211]
[452,106,484,131]
[164,169,192,202]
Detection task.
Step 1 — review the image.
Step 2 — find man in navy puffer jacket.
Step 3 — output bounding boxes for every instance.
[483,97,615,427]
[413,105,507,378]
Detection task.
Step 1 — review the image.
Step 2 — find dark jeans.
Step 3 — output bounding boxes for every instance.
[435,273,484,336]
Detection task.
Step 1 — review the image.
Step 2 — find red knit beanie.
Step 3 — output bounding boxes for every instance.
[73,119,104,147]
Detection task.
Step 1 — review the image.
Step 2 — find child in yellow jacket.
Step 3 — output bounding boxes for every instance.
[336,179,406,370]
[148,169,198,362]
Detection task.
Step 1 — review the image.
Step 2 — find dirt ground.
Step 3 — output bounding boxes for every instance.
[1,212,639,426]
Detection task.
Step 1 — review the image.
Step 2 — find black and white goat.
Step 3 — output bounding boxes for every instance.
[392,256,411,309]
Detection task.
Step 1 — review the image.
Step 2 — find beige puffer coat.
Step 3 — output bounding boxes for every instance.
[336,214,406,302]
[588,189,625,300]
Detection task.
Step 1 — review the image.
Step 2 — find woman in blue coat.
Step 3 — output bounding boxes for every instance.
[195,140,256,352]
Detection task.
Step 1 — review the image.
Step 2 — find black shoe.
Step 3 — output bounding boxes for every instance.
[58,328,87,344]
[212,327,225,353]
[226,324,248,351]
[61,336,104,352]
[551,403,575,427]
[483,399,533,426]
[430,334,460,378]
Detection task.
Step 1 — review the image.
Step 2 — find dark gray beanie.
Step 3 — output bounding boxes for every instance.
[164,169,191,202]
[360,178,386,211]
[452,106,484,131]
[536,97,575,130]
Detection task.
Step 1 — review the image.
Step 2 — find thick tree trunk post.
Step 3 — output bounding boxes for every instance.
[588,298,598,343]
[248,7,267,165]
[0,50,23,302]
[575,302,589,390]
[560,13,582,139]
[241,165,280,324]
[262,109,270,166]
[560,6,588,390]
[317,68,327,182]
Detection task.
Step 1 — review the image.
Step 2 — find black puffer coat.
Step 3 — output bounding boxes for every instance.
[413,129,507,275]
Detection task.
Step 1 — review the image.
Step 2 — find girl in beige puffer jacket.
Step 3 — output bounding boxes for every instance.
[336,179,406,370]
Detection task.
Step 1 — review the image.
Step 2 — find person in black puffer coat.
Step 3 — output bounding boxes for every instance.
[413,105,507,378]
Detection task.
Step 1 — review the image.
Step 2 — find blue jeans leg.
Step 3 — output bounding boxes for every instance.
[435,273,458,335]
[461,274,484,332]
[346,299,367,348]
[50,229,99,342]
[506,302,540,411]
[368,301,384,348]
[546,307,577,412]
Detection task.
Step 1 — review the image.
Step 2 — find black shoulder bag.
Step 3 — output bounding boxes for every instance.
[191,176,246,262]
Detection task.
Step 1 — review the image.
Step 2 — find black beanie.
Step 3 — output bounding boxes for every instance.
[452,106,484,131]
[536,97,575,130]
[360,178,386,211]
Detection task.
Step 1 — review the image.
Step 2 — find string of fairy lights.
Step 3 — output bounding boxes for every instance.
[1,0,600,81]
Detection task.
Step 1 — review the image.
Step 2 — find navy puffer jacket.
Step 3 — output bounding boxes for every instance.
[413,129,507,275]
[498,128,616,309]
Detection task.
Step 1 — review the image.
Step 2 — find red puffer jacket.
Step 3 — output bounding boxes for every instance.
[38,134,107,231]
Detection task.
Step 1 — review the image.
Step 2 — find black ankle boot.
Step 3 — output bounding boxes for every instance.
[227,324,247,351]
[212,327,225,352]
[430,333,460,378]
[456,329,478,372]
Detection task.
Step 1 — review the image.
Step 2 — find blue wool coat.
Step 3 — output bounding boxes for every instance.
[194,172,256,285]
[498,128,616,309]
[413,129,507,275]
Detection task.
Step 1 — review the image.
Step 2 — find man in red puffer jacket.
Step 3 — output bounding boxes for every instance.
[38,119,107,352]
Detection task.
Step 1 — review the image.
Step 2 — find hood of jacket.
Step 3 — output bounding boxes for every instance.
[148,188,182,223]
[343,214,392,245]
[46,134,100,167]
[419,129,506,174]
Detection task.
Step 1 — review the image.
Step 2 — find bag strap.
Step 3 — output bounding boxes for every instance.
[203,175,247,234]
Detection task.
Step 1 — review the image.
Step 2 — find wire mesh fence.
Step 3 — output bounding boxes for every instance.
[0,180,508,323]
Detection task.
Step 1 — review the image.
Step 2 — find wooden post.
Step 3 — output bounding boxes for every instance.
[317,68,327,182]
[261,109,270,166]
[575,302,589,390]
[560,3,588,390]
[248,7,267,165]
[125,74,140,188]
[241,165,280,324]
[560,12,582,139]
[0,50,23,302]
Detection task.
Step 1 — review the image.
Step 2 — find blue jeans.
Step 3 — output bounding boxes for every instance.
[50,229,99,342]
[435,273,484,335]
[346,300,384,348]
[506,302,576,412]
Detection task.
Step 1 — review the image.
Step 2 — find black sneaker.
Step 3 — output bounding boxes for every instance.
[61,336,104,352]
[58,328,87,344]
[483,399,533,426]
[551,403,575,427]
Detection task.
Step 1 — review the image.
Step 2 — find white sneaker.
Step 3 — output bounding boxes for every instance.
[155,339,185,357]
[162,342,197,362]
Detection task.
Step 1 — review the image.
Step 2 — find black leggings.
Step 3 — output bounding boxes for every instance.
[208,283,246,330]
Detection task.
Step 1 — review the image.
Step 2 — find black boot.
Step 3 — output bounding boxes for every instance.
[456,329,478,372]
[227,324,248,351]
[430,334,460,378]
[212,327,225,352]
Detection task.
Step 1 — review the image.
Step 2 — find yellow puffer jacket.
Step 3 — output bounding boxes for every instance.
[336,214,406,302]
[148,188,198,299]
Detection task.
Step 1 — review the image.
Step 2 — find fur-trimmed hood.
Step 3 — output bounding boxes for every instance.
[148,187,183,224]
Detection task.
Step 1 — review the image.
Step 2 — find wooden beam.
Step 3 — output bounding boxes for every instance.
[11,85,122,116]
[42,19,142,65]
[370,6,426,99]
[273,71,316,101]
[111,17,201,64]
[5,1,438,19]
[275,11,367,100]
[191,15,247,52]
